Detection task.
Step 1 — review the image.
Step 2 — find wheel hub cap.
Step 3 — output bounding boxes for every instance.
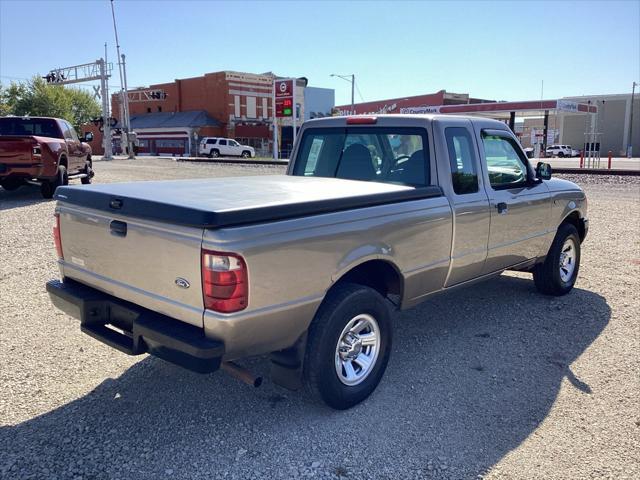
[334,313,380,386]
[559,238,577,282]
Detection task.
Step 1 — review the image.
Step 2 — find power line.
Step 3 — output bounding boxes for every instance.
[355,82,365,103]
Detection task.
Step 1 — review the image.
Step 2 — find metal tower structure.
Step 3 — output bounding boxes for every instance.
[44,59,114,160]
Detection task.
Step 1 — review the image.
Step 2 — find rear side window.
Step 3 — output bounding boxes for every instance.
[445,127,478,194]
[218,139,227,146]
[206,139,217,144]
[293,127,430,187]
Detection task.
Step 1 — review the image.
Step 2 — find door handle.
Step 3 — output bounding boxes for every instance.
[496,202,508,214]
[110,220,127,237]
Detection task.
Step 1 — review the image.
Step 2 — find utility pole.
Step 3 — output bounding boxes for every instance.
[110,0,134,159]
[628,81,637,158]
[100,42,113,160]
[331,74,356,114]
[351,74,355,114]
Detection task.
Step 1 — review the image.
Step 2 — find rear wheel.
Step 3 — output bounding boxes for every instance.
[304,283,392,409]
[41,165,68,199]
[210,149,220,158]
[533,223,581,295]
[81,158,93,185]
[1,177,24,191]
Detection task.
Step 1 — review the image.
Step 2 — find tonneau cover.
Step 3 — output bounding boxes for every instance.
[54,175,442,228]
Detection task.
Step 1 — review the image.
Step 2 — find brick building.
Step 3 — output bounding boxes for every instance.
[85,70,325,156]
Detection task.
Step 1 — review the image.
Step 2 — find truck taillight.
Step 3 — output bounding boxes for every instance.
[53,213,63,259]
[202,250,248,313]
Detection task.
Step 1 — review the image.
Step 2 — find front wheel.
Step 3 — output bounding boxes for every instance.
[241,150,251,159]
[533,223,581,295]
[558,152,565,157]
[304,283,392,409]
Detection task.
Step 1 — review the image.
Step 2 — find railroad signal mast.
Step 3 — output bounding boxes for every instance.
[44,59,114,160]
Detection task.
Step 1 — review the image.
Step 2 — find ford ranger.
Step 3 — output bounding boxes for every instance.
[0,116,94,198]
[46,114,588,409]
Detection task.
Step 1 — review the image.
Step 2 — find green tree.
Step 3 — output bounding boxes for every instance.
[0,76,100,128]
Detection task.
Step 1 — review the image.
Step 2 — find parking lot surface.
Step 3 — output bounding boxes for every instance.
[1,158,638,479]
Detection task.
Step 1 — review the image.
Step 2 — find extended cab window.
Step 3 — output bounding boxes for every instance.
[293,127,430,187]
[482,133,528,189]
[445,127,478,194]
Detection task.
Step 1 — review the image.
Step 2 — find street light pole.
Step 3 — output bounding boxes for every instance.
[110,0,134,159]
[331,74,356,114]
[628,81,637,158]
[351,74,355,114]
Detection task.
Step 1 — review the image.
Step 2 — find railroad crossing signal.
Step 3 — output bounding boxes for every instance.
[43,60,113,85]
[127,89,168,102]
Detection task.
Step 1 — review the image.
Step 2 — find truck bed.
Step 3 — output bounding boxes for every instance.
[54,176,442,228]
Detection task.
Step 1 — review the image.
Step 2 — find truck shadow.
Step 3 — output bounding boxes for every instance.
[0,185,50,210]
[0,275,610,479]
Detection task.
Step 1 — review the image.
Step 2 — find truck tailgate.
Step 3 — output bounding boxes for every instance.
[0,137,35,171]
[57,203,205,328]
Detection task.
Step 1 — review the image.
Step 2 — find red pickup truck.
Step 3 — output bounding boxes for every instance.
[0,116,94,198]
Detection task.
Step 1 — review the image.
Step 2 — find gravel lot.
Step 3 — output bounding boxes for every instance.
[1,158,639,479]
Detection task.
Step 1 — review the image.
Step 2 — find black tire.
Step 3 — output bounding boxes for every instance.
[40,165,68,199]
[81,158,93,185]
[558,152,565,157]
[210,149,220,158]
[304,283,392,410]
[533,223,581,296]
[1,177,24,191]
[241,150,251,159]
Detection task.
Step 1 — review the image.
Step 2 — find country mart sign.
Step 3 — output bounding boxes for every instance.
[400,106,440,114]
[275,80,293,98]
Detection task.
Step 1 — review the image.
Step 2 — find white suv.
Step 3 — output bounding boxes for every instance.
[546,144,578,157]
[199,138,255,158]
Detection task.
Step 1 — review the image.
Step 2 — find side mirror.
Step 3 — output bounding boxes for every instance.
[83,132,94,142]
[536,161,552,180]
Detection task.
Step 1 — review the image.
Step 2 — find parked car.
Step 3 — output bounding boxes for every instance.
[198,137,255,158]
[545,144,577,158]
[47,114,588,409]
[0,116,94,198]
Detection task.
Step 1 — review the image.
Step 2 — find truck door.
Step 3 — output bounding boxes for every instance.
[434,120,491,286]
[478,129,551,273]
[62,121,84,171]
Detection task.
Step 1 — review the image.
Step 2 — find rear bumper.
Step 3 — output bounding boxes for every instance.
[46,278,224,373]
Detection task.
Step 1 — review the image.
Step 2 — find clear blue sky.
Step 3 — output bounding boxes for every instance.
[1,0,638,105]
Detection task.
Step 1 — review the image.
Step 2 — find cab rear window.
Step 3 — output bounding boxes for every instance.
[292,127,430,187]
[0,118,62,138]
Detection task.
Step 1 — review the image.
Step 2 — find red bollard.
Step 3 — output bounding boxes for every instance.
[579,150,584,169]
[608,151,612,169]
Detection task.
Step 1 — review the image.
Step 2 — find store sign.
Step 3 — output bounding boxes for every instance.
[557,100,579,113]
[400,106,440,114]
[274,79,295,118]
[275,80,293,98]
